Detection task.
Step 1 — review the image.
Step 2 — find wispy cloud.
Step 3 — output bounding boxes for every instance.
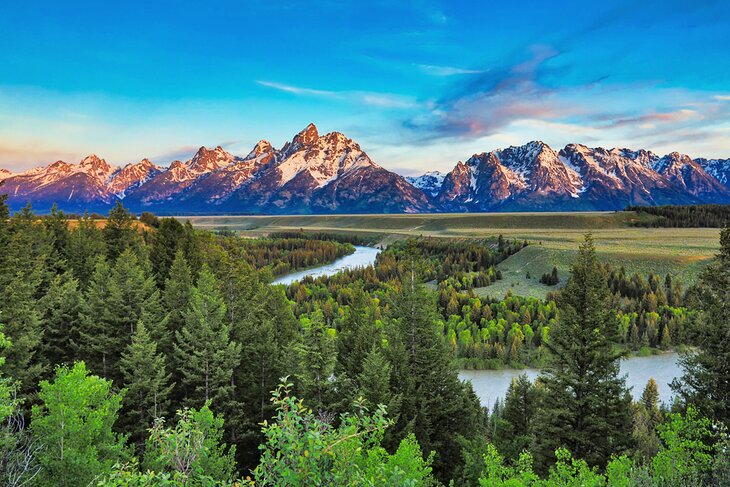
[257,80,419,109]
[417,64,484,76]
[403,45,566,139]
[715,95,730,101]
[256,81,337,97]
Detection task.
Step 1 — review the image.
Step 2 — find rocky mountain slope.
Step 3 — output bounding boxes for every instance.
[1,127,729,214]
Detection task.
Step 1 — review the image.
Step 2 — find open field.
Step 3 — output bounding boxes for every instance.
[182,212,720,294]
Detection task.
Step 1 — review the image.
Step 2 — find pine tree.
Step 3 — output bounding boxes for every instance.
[43,204,71,273]
[358,345,399,416]
[163,250,194,356]
[633,378,661,460]
[149,218,186,287]
[660,324,672,349]
[533,234,633,470]
[672,225,730,425]
[0,268,44,397]
[78,258,121,380]
[495,374,538,461]
[383,248,485,483]
[223,259,298,469]
[295,312,336,413]
[79,250,156,382]
[103,201,138,261]
[336,287,378,380]
[173,266,241,410]
[66,212,106,287]
[119,322,174,450]
[39,271,82,370]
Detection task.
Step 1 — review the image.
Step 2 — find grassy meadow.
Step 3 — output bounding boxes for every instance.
[182,212,720,298]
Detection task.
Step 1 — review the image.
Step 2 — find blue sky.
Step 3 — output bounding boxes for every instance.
[2,0,729,174]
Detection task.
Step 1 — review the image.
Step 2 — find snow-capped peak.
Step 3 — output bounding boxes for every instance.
[405,171,446,197]
[107,158,162,198]
[79,154,117,182]
[246,140,274,159]
[0,168,13,181]
[187,146,236,174]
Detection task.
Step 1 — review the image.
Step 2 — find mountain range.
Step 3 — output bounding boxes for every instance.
[1,123,729,214]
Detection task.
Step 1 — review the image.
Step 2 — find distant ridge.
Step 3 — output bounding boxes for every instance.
[2,124,729,214]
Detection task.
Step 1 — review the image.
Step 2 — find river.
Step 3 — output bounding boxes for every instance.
[460,352,681,408]
[271,248,681,408]
[271,245,380,285]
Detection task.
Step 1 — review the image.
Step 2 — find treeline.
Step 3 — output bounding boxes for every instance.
[232,236,354,276]
[267,230,381,246]
[627,204,730,227]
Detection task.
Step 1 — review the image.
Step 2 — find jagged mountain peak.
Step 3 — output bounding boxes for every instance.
[188,145,236,173]
[406,170,446,197]
[108,158,162,197]
[294,123,319,146]
[246,140,274,159]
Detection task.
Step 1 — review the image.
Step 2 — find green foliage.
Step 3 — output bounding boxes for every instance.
[533,234,633,469]
[651,406,713,485]
[253,381,435,486]
[31,362,127,487]
[173,266,241,408]
[494,374,538,461]
[103,202,139,261]
[120,322,174,449]
[142,404,237,483]
[673,225,730,425]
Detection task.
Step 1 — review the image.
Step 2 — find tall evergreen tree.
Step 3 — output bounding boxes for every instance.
[79,249,156,382]
[119,322,174,450]
[78,258,120,380]
[149,217,186,287]
[494,374,538,461]
[66,212,106,287]
[39,271,82,371]
[173,266,241,411]
[163,250,194,357]
[336,286,379,380]
[533,234,633,469]
[383,247,485,483]
[295,311,336,413]
[633,378,661,461]
[0,262,44,397]
[42,204,71,274]
[103,202,138,261]
[357,345,396,413]
[672,225,730,425]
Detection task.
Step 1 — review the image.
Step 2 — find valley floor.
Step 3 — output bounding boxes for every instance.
[183,211,720,289]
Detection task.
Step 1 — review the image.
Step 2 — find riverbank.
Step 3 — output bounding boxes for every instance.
[271,245,380,285]
[460,352,680,407]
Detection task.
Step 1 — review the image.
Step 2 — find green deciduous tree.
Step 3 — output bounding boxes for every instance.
[142,404,237,483]
[31,362,127,487]
[253,381,435,486]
